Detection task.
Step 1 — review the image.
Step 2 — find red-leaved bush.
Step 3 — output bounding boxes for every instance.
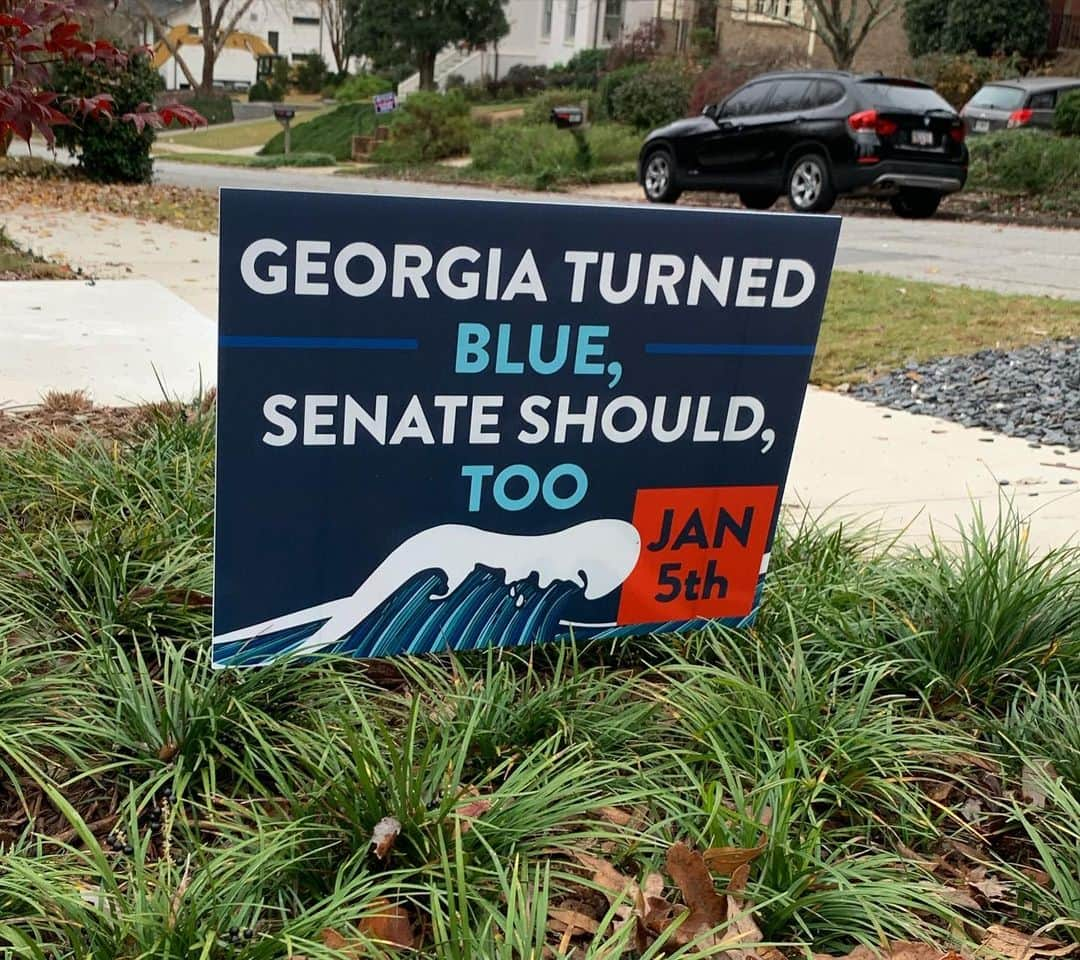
[0,0,204,150]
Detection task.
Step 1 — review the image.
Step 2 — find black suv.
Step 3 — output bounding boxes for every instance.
[638,71,968,218]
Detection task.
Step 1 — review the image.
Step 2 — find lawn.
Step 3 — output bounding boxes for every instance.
[158,107,331,151]
[816,272,1080,385]
[0,402,1079,957]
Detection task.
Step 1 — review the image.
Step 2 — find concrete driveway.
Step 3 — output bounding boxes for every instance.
[151,161,1080,300]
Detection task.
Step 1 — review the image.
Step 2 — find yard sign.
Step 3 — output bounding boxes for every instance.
[213,189,840,667]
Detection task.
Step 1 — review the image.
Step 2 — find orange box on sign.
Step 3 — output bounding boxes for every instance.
[617,485,778,624]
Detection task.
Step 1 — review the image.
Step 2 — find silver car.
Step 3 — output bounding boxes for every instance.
[961,76,1080,133]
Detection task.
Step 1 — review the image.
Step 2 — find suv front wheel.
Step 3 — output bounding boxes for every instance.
[890,188,942,219]
[642,148,681,204]
[787,153,835,214]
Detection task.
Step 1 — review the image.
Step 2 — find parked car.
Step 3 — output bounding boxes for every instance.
[637,70,968,218]
[961,77,1080,134]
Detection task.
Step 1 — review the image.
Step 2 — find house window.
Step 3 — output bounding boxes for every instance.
[292,16,320,25]
[541,0,553,37]
[603,0,623,42]
[731,0,805,23]
[291,52,314,61]
[267,30,279,52]
[565,0,578,40]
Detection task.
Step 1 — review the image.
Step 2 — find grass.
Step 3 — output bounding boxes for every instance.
[967,129,1080,218]
[151,151,338,168]
[814,272,1080,385]
[1,405,1080,956]
[261,103,378,161]
[158,108,330,151]
[0,226,74,279]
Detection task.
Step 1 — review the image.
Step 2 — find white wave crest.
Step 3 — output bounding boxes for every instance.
[214,519,642,657]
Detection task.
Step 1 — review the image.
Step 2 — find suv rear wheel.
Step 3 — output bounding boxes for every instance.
[739,190,778,210]
[787,153,835,214]
[890,188,942,219]
[642,148,681,204]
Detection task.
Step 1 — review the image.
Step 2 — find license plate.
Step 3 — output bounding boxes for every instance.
[975,119,990,132]
[911,129,935,146]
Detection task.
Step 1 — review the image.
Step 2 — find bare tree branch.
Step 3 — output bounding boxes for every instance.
[132,0,200,89]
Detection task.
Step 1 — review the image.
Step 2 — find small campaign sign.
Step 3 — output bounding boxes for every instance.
[373,92,397,114]
[213,190,839,667]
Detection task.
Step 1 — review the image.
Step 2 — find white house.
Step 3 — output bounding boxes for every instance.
[398,0,658,95]
[143,0,332,90]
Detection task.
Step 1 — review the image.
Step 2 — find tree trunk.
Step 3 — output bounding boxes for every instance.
[0,129,11,159]
[418,48,437,90]
[200,0,215,92]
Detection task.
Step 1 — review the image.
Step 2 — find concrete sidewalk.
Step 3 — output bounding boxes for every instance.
[2,207,1077,548]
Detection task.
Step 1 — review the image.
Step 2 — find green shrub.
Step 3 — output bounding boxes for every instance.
[903,0,950,58]
[336,72,394,102]
[522,88,595,124]
[370,90,473,162]
[912,51,1027,109]
[470,120,638,187]
[177,93,234,125]
[610,61,691,130]
[1055,89,1080,136]
[248,80,274,102]
[260,102,375,160]
[498,63,549,97]
[292,53,329,94]
[595,63,646,120]
[907,0,1049,59]
[50,52,160,183]
[547,48,607,89]
[968,128,1080,195]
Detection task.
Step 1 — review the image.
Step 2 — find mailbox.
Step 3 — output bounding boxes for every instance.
[274,108,295,121]
[550,106,584,129]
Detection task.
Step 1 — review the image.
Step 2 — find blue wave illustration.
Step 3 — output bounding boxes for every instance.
[215,566,579,667]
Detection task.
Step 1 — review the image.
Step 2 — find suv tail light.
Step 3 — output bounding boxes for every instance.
[848,109,898,136]
[949,122,966,143]
[1008,108,1033,128]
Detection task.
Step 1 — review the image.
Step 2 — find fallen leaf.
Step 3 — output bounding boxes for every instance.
[940,886,982,910]
[1021,761,1056,810]
[321,928,351,952]
[370,816,401,861]
[595,805,633,826]
[729,862,751,896]
[574,852,642,915]
[703,841,764,877]
[980,925,1077,960]
[547,908,599,936]
[454,794,491,833]
[359,899,414,949]
[969,876,1010,903]
[666,842,727,945]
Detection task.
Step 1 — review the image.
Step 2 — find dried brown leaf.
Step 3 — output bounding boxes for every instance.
[547,908,599,936]
[666,841,727,945]
[969,876,1010,903]
[703,842,765,877]
[574,852,642,915]
[370,817,401,861]
[1021,762,1056,810]
[729,862,751,896]
[980,925,1077,960]
[595,805,634,826]
[358,899,415,950]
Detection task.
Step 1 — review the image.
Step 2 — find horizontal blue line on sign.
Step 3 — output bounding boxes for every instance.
[646,342,815,357]
[220,336,419,351]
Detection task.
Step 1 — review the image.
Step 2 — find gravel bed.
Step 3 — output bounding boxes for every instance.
[852,340,1080,452]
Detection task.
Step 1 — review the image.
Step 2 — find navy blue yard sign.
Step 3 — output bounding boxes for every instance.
[213,189,839,667]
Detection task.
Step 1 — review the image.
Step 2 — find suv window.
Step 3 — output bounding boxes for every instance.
[1027,91,1056,110]
[723,82,772,117]
[860,80,953,112]
[967,84,1026,110]
[767,77,812,112]
[805,79,844,109]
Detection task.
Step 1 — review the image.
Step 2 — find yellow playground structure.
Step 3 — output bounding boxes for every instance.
[151,25,279,75]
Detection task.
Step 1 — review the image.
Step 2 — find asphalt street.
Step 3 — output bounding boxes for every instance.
[155,160,1080,300]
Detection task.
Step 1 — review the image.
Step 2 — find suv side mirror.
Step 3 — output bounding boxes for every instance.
[703,103,720,120]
